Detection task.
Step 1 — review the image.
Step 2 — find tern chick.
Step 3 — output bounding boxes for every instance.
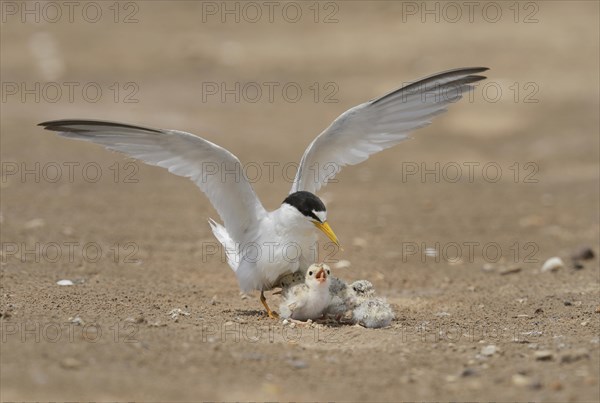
[279,264,332,321]
[326,278,394,328]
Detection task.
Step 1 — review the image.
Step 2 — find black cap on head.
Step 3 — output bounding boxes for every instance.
[283,191,326,222]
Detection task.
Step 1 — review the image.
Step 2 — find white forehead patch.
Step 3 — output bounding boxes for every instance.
[313,210,327,222]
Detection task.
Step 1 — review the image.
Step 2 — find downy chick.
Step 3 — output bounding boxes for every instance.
[279,263,332,321]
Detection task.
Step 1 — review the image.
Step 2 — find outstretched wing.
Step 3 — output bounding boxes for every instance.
[39,120,266,242]
[290,67,489,194]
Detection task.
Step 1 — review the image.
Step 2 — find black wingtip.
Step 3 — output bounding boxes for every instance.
[38,120,58,128]
[470,67,490,72]
[371,67,490,105]
[38,119,163,133]
[463,75,488,83]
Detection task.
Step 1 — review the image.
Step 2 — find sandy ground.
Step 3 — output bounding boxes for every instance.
[1,1,599,401]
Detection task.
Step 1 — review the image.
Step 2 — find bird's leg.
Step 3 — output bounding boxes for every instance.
[260,291,279,319]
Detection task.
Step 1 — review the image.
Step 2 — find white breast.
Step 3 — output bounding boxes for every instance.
[232,205,319,292]
[280,284,331,321]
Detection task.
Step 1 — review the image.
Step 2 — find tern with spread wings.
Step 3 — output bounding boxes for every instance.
[39,67,488,317]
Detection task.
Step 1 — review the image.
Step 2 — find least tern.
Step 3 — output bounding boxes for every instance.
[39,67,488,317]
[279,263,332,321]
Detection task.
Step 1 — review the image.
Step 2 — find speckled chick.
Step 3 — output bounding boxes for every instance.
[279,263,332,321]
[352,297,395,328]
[326,278,375,316]
[325,277,394,328]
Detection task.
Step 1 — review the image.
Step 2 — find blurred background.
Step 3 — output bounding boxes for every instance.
[1,1,598,401]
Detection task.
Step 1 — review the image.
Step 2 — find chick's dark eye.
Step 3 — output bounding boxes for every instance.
[308,271,313,276]
[326,269,330,275]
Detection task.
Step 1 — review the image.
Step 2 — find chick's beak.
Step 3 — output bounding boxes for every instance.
[315,268,327,283]
[313,221,340,247]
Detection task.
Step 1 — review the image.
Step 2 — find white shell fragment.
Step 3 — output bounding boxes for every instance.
[168,308,190,320]
[56,279,74,286]
[541,257,565,272]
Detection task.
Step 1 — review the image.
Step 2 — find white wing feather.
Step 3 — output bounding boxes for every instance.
[290,67,489,194]
[39,120,266,243]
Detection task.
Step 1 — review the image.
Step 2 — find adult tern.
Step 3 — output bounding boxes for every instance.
[39,67,488,317]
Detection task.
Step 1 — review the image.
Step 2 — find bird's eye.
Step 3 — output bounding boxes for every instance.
[326,269,330,275]
[308,271,313,276]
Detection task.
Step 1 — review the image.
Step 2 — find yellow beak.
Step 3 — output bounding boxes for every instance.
[313,221,340,247]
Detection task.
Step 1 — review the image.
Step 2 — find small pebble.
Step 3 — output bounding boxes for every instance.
[572,261,585,270]
[481,345,497,356]
[519,215,544,228]
[445,375,458,383]
[570,246,594,261]
[549,380,563,391]
[560,349,590,363]
[61,226,75,236]
[541,257,565,272]
[482,263,495,272]
[60,357,81,370]
[24,218,45,230]
[511,373,541,389]
[242,352,264,361]
[500,265,521,275]
[534,350,554,361]
[287,359,308,369]
[512,374,532,387]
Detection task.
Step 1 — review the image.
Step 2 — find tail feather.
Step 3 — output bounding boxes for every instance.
[208,218,239,271]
